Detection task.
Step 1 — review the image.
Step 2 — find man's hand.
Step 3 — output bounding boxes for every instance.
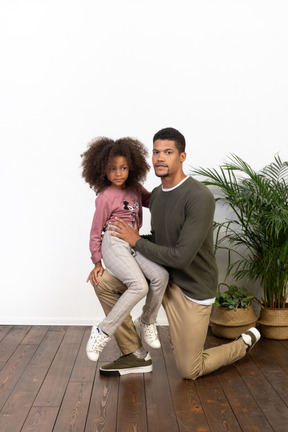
[108,218,141,247]
[87,261,104,286]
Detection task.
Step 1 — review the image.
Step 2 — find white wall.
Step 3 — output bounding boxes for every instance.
[1,0,288,325]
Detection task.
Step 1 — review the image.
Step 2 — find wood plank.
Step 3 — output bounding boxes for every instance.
[249,338,288,405]
[262,338,288,373]
[0,328,66,432]
[144,344,179,432]
[0,344,37,410]
[235,353,288,432]
[33,329,82,407]
[53,381,93,432]
[21,325,49,345]
[196,384,242,432]
[217,366,274,432]
[117,374,147,432]
[61,325,86,345]
[159,326,210,432]
[0,326,13,343]
[85,364,119,432]
[195,369,222,388]
[21,406,59,432]
[0,326,31,361]
[279,339,288,350]
[70,327,97,382]
[194,333,243,432]
[199,331,274,431]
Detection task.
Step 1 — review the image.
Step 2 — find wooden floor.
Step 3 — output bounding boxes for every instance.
[1,326,288,432]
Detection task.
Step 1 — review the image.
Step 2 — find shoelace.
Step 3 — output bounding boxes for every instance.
[113,354,131,363]
[142,323,158,341]
[90,328,108,352]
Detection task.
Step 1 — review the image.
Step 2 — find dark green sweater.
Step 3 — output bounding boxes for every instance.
[135,176,218,300]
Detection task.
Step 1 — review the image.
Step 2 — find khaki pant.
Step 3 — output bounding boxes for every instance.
[94,270,247,380]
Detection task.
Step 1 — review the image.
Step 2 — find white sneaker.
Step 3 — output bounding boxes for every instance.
[86,325,111,362]
[134,316,161,349]
[240,327,261,352]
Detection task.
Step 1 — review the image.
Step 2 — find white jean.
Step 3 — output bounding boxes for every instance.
[99,231,169,336]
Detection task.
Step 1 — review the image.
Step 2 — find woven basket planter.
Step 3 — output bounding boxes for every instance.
[258,306,288,340]
[210,305,258,339]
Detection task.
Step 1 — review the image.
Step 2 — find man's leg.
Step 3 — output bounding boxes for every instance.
[94,269,142,355]
[162,281,247,380]
[94,270,153,376]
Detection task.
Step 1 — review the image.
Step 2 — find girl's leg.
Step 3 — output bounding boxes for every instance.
[94,269,142,355]
[133,251,169,324]
[100,232,149,336]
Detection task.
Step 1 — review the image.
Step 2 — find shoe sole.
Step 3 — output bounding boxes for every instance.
[99,364,153,376]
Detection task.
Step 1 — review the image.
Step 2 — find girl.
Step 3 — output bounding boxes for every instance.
[81,137,169,362]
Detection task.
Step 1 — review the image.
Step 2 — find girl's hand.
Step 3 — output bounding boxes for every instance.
[87,262,104,286]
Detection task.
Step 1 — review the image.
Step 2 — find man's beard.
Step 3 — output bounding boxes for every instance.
[154,167,170,178]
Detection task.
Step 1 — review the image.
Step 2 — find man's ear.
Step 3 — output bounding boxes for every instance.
[180,152,186,163]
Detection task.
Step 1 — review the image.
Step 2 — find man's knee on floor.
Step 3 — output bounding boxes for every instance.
[177,360,200,381]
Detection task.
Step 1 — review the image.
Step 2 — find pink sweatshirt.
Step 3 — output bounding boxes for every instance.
[90,185,151,264]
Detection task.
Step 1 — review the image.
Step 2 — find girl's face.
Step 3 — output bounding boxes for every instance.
[106,156,129,190]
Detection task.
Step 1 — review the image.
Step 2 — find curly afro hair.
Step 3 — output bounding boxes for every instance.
[81,136,150,194]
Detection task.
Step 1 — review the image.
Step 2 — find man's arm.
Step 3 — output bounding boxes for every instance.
[108,218,141,246]
[110,190,215,270]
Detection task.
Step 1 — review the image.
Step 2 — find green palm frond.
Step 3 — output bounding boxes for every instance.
[190,154,288,308]
[261,155,288,181]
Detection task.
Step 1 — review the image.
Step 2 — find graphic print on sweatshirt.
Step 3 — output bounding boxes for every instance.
[122,197,140,222]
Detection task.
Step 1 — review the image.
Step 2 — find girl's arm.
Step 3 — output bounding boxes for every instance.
[89,193,111,263]
[87,193,110,286]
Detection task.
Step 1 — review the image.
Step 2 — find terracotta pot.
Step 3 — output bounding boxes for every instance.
[258,306,288,340]
[210,305,258,339]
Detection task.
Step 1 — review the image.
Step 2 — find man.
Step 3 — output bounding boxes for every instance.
[93,127,260,379]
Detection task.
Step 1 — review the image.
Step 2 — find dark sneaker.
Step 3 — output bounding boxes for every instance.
[99,353,152,376]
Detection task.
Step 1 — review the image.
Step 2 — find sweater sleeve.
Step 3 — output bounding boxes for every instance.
[89,194,111,264]
[135,189,215,269]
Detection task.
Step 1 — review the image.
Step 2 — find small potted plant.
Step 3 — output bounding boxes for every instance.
[210,283,258,339]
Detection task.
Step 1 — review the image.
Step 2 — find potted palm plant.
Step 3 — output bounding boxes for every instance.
[210,283,257,339]
[191,155,288,339]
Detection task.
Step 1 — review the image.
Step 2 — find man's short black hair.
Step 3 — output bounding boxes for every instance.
[153,127,186,154]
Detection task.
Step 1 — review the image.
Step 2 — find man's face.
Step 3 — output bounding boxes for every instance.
[152,139,186,178]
